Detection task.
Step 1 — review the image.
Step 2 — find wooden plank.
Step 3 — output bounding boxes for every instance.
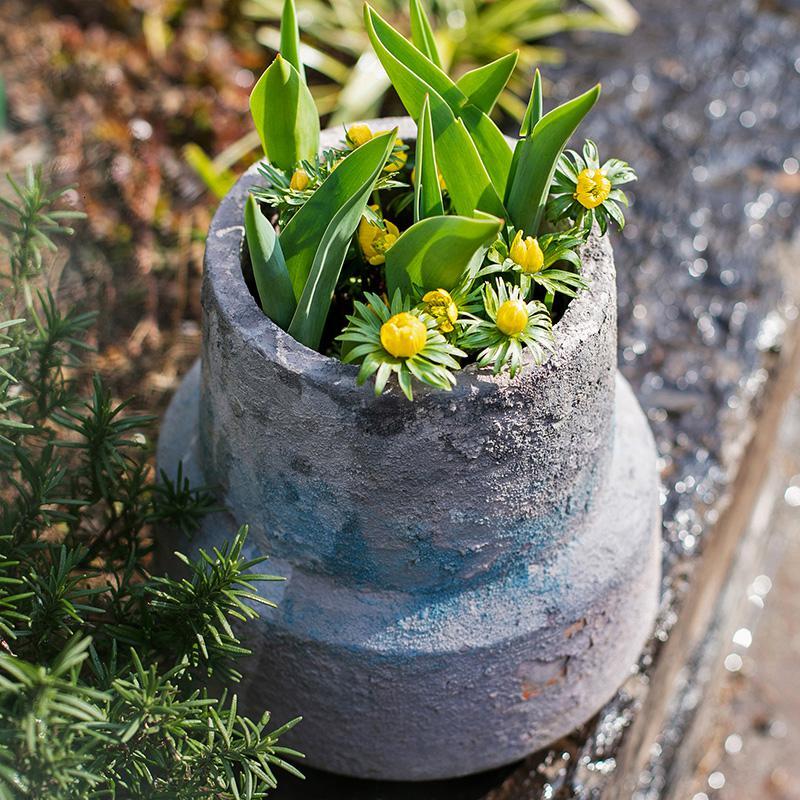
[604,319,800,798]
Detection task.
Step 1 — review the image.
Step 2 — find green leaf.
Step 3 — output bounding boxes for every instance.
[280,0,305,83]
[285,131,396,349]
[361,9,512,195]
[364,5,505,217]
[249,54,319,169]
[385,213,503,297]
[455,52,518,115]
[520,68,543,137]
[409,0,442,68]
[280,131,393,299]
[413,95,444,222]
[506,83,600,235]
[244,195,296,330]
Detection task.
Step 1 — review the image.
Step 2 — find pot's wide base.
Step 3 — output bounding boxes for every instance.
[157,362,662,781]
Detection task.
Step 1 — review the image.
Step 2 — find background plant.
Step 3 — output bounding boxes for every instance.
[0,169,302,799]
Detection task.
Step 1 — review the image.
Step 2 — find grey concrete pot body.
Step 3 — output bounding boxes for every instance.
[158,118,662,781]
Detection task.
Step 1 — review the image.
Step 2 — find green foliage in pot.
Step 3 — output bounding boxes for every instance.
[0,169,302,799]
[245,0,636,399]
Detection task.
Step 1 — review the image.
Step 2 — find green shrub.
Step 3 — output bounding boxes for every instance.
[0,168,302,799]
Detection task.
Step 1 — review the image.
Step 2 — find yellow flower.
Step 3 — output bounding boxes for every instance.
[509,230,544,274]
[422,289,459,333]
[346,123,373,148]
[380,312,427,358]
[357,205,400,266]
[496,299,529,336]
[574,168,611,209]
[289,168,310,191]
[410,167,446,190]
[383,135,407,173]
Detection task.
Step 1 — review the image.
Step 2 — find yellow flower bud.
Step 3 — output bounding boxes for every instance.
[496,299,529,336]
[410,167,446,189]
[509,230,545,274]
[422,289,459,333]
[357,205,400,266]
[380,312,427,358]
[379,135,407,173]
[346,123,373,148]
[289,168,310,191]
[574,167,611,209]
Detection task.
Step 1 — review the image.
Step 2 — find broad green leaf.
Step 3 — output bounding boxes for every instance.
[364,6,505,216]
[385,213,503,297]
[244,195,296,330]
[249,54,319,169]
[508,68,544,199]
[506,83,600,236]
[284,132,396,349]
[409,0,442,68]
[455,52,518,115]
[364,6,511,198]
[279,0,305,83]
[520,68,543,137]
[414,95,444,222]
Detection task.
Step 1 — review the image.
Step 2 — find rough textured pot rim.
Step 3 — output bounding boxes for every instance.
[205,116,613,401]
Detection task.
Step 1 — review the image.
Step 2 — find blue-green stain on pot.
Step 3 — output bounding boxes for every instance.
[216,464,604,593]
[157,119,662,781]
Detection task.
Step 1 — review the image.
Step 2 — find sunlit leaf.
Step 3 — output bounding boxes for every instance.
[455,52,518,115]
[385,213,503,296]
[285,131,396,349]
[409,0,442,68]
[249,54,320,169]
[413,95,443,222]
[279,0,305,82]
[520,68,543,136]
[244,195,296,329]
[506,83,600,235]
[364,5,506,216]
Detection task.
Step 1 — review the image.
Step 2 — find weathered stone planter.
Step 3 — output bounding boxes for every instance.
[158,118,662,781]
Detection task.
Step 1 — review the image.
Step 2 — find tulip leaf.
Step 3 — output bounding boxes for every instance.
[520,68,543,137]
[506,83,600,236]
[385,213,503,297]
[456,52,518,115]
[249,54,319,169]
[507,69,543,208]
[414,95,444,222]
[284,131,396,349]
[279,0,305,83]
[364,7,510,198]
[364,5,506,217]
[244,195,296,330]
[409,0,442,69]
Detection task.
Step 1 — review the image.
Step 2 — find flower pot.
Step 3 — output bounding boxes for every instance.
[157,117,662,781]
